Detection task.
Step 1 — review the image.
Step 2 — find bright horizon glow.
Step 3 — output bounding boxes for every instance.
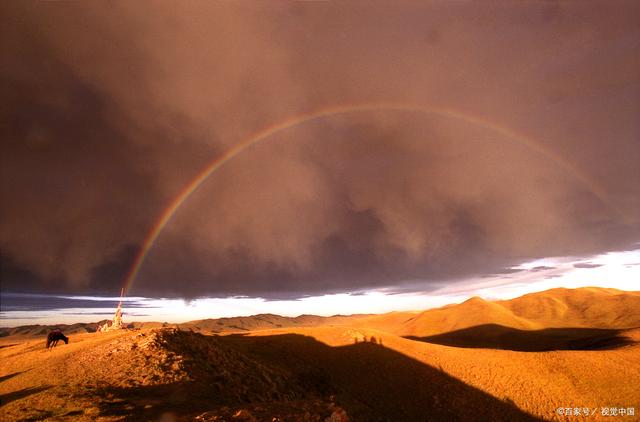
[2,248,639,327]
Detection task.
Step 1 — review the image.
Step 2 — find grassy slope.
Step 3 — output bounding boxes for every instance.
[354,287,640,337]
[1,287,639,421]
[238,324,640,421]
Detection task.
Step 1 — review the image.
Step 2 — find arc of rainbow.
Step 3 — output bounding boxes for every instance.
[121,102,611,296]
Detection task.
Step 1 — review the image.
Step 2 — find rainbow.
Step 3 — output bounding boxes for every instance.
[121,101,610,295]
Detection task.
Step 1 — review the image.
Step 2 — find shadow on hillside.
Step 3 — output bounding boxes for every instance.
[405,324,636,352]
[0,343,18,349]
[0,385,51,407]
[0,371,26,384]
[91,332,542,421]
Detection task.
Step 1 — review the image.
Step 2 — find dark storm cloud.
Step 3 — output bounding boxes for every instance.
[498,268,526,275]
[530,266,556,272]
[0,293,156,312]
[478,267,525,279]
[1,1,639,299]
[573,262,604,269]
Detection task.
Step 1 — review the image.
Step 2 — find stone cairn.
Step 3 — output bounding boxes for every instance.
[97,288,125,332]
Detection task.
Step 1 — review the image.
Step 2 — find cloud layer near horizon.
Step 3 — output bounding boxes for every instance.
[2,2,639,298]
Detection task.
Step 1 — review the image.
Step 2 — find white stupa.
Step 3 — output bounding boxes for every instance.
[98,288,125,332]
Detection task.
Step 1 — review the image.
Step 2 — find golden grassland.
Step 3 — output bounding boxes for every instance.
[1,287,639,421]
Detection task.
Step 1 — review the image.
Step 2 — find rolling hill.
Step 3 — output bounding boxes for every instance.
[1,287,639,421]
[355,287,640,337]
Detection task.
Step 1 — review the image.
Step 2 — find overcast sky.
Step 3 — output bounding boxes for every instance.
[1,2,639,309]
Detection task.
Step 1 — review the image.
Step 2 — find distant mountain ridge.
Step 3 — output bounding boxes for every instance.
[2,287,638,338]
[179,313,371,334]
[0,321,110,337]
[0,313,371,337]
[357,287,640,337]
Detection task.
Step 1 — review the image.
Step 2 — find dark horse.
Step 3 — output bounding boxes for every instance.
[46,330,69,349]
